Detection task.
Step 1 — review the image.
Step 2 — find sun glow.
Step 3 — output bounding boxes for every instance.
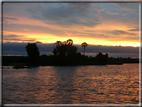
[38,36,139,47]
[3,31,139,47]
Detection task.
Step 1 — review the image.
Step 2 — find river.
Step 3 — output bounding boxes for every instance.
[2,64,140,104]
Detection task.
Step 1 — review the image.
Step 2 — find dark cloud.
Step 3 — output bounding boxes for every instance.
[3,23,68,37]
[27,3,102,27]
[128,28,139,31]
[111,30,136,36]
[32,3,90,20]
[3,17,19,21]
[96,33,109,38]
[3,42,55,56]
[3,42,139,58]
[78,45,139,54]
[3,34,36,42]
[110,3,138,13]
[123,36,139,40]
[3,42,27,56]
[35,41,43,44]
[4,38,35,42]
[3,34,19,38]
[106,10,119,15]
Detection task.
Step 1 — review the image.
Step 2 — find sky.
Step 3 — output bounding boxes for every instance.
[2,1,140,58]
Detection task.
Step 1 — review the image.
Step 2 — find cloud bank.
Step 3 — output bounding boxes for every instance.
[3,42,139,58]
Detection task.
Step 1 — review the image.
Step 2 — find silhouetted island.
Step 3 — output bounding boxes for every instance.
[2,39,139,67]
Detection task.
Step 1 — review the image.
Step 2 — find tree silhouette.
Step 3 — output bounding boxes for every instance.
[58,44,68,57]
[81,42,88,55]
[66,39,77,56]
[53,41,63,56]
[26,43,40,64]
[67,39,73,46]
[67,45,78,56]
[53,39,78,57]
[55,41,62,48]
[52,39,80,65]
[96,52,108,64]
[52,48,58,56]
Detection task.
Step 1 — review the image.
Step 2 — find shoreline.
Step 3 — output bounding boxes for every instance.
[2,62,140,68]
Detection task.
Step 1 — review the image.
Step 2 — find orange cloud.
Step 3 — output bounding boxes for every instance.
[3,3,139,47]
[106,10,119,15]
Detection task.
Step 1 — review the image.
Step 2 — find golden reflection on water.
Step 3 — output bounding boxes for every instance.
[3,64,139,104]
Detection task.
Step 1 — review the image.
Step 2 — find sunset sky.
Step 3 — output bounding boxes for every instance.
[2,2,140,57]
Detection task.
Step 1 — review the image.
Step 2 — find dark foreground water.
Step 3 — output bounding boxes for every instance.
[3,64,139,104]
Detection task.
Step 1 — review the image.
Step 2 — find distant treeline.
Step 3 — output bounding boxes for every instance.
[2,54,139,66]
[2,39,139,66]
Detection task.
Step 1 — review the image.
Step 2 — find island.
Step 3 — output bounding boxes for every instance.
[2,39,139,68]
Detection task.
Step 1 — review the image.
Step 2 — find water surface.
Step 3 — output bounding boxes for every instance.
[3,64,139,104]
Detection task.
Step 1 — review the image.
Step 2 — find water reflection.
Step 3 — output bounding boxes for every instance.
[53,66,77,103]
[3,64,139,104]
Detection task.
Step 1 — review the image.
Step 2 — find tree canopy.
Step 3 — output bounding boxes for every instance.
[26,43,40,64]
[53,39,77,57]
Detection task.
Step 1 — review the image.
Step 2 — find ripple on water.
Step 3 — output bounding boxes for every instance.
[3,64,139,104]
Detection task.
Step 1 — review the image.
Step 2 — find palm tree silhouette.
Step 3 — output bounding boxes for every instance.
[67,39,73,46]
[55,41,62,48]
[81,42,88,55]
